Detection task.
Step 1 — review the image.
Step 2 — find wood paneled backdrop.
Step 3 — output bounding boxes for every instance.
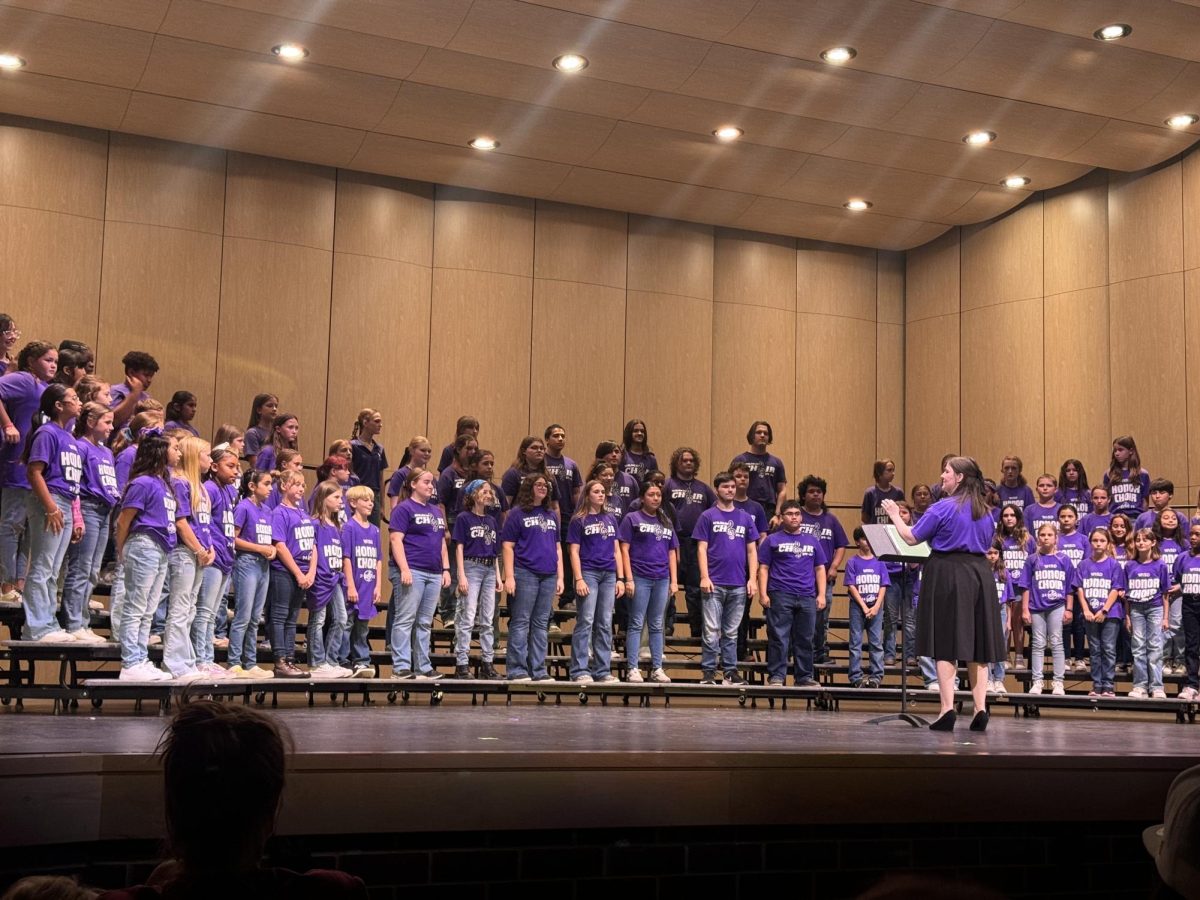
[0,113,903,525]
[907,153,1200,513]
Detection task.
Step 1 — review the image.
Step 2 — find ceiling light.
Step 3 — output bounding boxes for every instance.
[553,53,588,73]
[1093,23,1132,41]
[271,43,308,61]
[0,53,26,70]
[963,130,996,145]
[1002,175,1030,188]
[1165,113,1198,129]
[468,136,499,150]
[712,126,743,142]
[820,46,857,64]
[844,199,872,211]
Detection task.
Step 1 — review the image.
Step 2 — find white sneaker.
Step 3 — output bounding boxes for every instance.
[198,662,229,679]
[993,681,1007,694]
[172,669,208,684]
[574,674,594,683]
[626,668,644,683]
[119,662,149,681]
[1029,680,1043,695]
[332,665,354,678]
[120,661,170,682]
[534,675,557,683]
[1151,688,1168,700]
[1051,681,1065,696]
[88,598,105,611]
[1127,686,1148,698]
[649,668,671,683]
[247,665,273,678]
[147,634,162,647]
[35,629,75,643]
[67,628,107,645]
[1177,686,1198,701]
[595,674,619,683]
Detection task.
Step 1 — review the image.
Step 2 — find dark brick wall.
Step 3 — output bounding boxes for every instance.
[0,822,1166,900]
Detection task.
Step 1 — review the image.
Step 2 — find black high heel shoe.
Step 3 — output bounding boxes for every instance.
[969,710,989,732]
[929,710,956,731]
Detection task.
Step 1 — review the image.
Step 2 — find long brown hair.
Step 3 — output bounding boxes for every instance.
[945,456,989,520]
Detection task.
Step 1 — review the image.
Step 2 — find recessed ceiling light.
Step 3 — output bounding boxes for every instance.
[1165,113,1198,129]
[553,53,588,73]
[712,125,743,142]
[963,130,996,145]
[1002,175,1030,188]
[820,46,857,64]
[271,43,308,61]
[468,136,499,150]
[1093,23,1132,41]
[844,199,872,211]
[0,53,26,70]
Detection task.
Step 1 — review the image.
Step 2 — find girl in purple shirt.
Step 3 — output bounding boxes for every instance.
[501,473,562,682]
[1019,523,1075,694]
[1126,528,1170,697]
[228,470,276,676]
[268,470,316,677]
[617,481,679,684]
[1104,435,1150,517]
[1022,474,1062,536]
[388,467,449,680]
[620,419,657,483]
[192,447,239,677]
[1154,509,1187,673]
[306,481,351,677]
[164,390,200,437]
[997,455,1035,512]
[451,480,502,679]
[253,412,299,476]
[1076,527,1126,697]
[985,543,1011,693]
[242,393,278,463]
[22,385,83,642]
[500,436,559,511]
[385,435,433,513]
[567,479,625,682]
[163,437,215,679]
[1056,458,1091,518]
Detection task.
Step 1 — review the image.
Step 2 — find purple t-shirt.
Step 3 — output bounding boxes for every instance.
[760,529,827,597]
[607,472,639,518]
[845,555,891,607]
[1134,507,1186,532]
[342,517,382,621]
[173,477,212,551]
[1056,487,1091,518]
[500,466,558,507]
[993,571,1012,605]
[1159,538,1184,574]
[437,466,470,523]
[567,512,619,573]
[234,498,273,549]
[544,453,583,525]
[255,444,278,475]
[243,425,268,461]
[734,498,768,537]
[28,422,82,498]
[694,505,759,587]
[387,465,439,504]
[436,442,455,473]
[731,451,786,507]
[107,381,148,411]
[620,449,658,483]
[1104,469,1150,516]
[115,444,138,491]
[1000,535,1034,588]
[1080,511,1113,536]
[1018,552,1075,612]
[1076,556,1126,620]
[1058,531,1088,570]
[271,503,315,573]
[1125,558,1169,605]
[910,497,996,554]
[1022,502,1062,537]
[996,483,1035,512]
[799,509,850,570]
[454,481,509,523]
[205,481,237,574]
[0,372,46,489]
[389,498,447,574]
[617,509,678,579]
[500,506,560,575]
[164,420,200,437]
[453,510,499,560]
[861,486,905,524]
[309,520,344,610]
[79,440,121,507]
[663,477,716,537]
[1174,551,1200,598]
[122,475,177,551]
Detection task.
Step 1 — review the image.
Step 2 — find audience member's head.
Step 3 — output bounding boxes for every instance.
[1145,764,1200,899]
[1,876,96,900]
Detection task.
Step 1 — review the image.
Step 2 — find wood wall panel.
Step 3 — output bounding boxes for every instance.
[796,314,875,505]
[877,250,905,325]
[905,228,959,322]
[905,314,959,487]
[1186,270,1200,494]
[713,229,795,310]
[534,202,627,289]
[1044,287,1110,479]
[710,302,796,478]
[1043,170,1108,296]
[96,222,222,438]
[1109,163,1184,284]
[1109,274,1187,488]
[0,206,102,348]
[0,115,108,219]
[796,241,877,320]
[876,322,904,487]
[960,199,1043,310]
[326,254,432,453]
[333,171,433,265]
[104,133,226,233]
[624,291,712,473]
[224,153,336,250]
[427,269,532,466]
[433,187,534,277]
[960,298,1044,475]
[529,280,626,460]
[627,217,713,300]
[1186,152,1200,274]
[214,237,333,465]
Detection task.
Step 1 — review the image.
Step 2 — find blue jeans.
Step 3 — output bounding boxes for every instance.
[1087,616,1120,692]
[1165,595,1184,663]
[508,566,556,679]
[22,493,74,639]
[389,566,440,673]
[1130,603,1165,691]
[702,585,746,674]
[455,559,497,665]
[307,587,347,668]
[229,553,269,668]
[345,615,371,668]
[1031,605,1065,683]
[192,566,229,666]
[628,574,669,670]
[989,603,1010,683]
[765,591,816,681]
[572,568,615,679]
[61,496,111,632]
[118,533,168,668]
[268,568,305,663]
[163,547,202,675]
[848,602,884,682]
[0,486,30,586]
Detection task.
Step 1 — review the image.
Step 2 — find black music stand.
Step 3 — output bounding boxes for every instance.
[862,524,931,728]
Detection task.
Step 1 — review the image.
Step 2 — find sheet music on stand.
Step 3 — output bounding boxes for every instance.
[862,524,931,562]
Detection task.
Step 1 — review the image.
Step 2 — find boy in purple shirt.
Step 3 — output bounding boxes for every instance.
[860,458,905,525]
[108,350,158,434]
[1173,523,1200,701]
[1022,474,1062,537]
[543,424,583,610]
[845,527,890,687]
[758,500,828,686]
[694,472,759,684]
[341,486,384,677]
[730,420,787,520]
[797,474,850,664]
[664,446,716,638]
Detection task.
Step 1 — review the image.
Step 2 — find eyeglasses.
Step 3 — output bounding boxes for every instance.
[2,329,20,339]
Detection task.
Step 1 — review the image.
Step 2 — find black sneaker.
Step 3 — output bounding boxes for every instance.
[481,663,502,680]
[767,676,785,686]
[724,671,747,686]
[851,677,867,688]
[454,665,471,679]
[867,678,882,688]
[795,677,820,687]
[351,663,373,679]
[700,671,717,684]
